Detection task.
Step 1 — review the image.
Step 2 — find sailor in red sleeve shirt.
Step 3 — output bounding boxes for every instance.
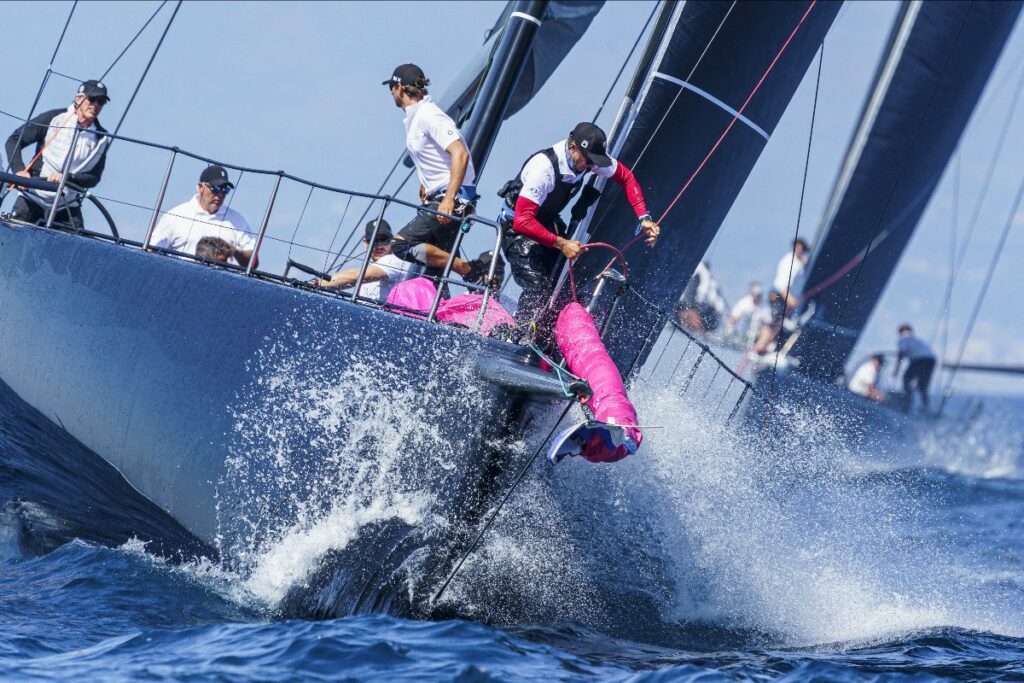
[497,122,659,330]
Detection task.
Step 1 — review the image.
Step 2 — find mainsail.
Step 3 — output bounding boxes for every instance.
[791,0,1022,382]
[574,0,841,374]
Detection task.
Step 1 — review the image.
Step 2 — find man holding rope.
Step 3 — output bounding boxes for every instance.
[496,122,659,334]
[4,80,112,229]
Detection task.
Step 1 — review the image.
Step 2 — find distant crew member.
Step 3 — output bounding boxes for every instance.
[382,63,498,286]
[677,261,727,335]
[754,237,809,353]
[893,323,936,412]
[849,353,886,402]
[150,166,256,268]
[4,80,112,229]
[726,282,769,346]
[497,122,659,328]
[316,219,416,302]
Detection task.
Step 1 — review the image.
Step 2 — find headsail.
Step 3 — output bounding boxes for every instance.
[573,0,841,375]
[434,2,602,127]
[791,0,1022,382]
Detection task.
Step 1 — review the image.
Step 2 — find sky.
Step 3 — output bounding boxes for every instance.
[2,1,1022,395]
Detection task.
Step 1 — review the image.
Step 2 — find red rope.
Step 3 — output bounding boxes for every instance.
[569,242,628,302]
[619,0,818,254]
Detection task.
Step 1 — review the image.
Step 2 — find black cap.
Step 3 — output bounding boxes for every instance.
[569,122,612,168]
[77,79,110,102]
[364,219,393,243]
[382,63,426,88]
[199,165,234,190]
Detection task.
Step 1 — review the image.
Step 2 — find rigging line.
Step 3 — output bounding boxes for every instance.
[322,194,354,273]
[590,2,659,124]
[101,1,168,80]
[286,185,316,265]
[432,400,576,605]
[933,152,960,392]
[327,153,407,271]
[113,0,181,137]
[940,166,1024,400]
[928,61,1024,345]
[651,0,817,230]
[825,4,972,341]
[629,1,737,170]
[763,40,823,445]
[1,1,78,181]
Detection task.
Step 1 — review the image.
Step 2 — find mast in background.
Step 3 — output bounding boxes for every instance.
[792,0,1022,383]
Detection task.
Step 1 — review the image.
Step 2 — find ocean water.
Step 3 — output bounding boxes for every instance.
[1,370,1023,681]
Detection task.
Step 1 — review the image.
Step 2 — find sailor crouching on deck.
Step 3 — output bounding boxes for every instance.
[498,122,659,329]
[383,63,500,287]
[3,80,111,229]
[150,166,256,268]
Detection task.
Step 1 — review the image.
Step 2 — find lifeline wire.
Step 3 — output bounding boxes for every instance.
[431,400,576,605]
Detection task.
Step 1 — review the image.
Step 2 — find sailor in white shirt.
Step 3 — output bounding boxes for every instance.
[727,282,770,345]
[894,323,936,412]
[381,63,499,287]
[316,219,416,302]
[150,166,256,268]
[755,237,810,353]
[848,354,886,402]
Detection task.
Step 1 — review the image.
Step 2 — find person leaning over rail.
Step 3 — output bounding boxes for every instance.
[496,121,659,332]
[754,237,809,354]
[150,166,256,268]
[315,219,416,302]
[894,323,937,413]
[382,63,500,287]
[3,80,112,229]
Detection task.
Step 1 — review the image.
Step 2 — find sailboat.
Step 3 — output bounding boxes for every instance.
[0,0,840,619]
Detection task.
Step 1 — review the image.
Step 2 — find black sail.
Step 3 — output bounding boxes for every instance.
[791,0,1022,382]
[574,0,841,375]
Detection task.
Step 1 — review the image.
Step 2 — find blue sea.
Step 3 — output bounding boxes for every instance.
[2,373,1023,681]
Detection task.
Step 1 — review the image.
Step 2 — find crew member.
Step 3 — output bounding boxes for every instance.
[726,282,769,345]
[382,64,497,286]
[4,80,112,228]
[754,237,809,353]
[849,353,886,402]
[678,261,727,335]
[894,323,936,412]
[316,219,415,302]
[150,166,256,268]
[498,122,659,328]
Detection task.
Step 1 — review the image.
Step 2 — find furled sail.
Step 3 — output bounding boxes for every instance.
[573,0,841,375]
[791,0,1022,382]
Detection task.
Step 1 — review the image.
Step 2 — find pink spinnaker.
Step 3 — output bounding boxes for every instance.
[555,302,643,462]
[385,278,515,335]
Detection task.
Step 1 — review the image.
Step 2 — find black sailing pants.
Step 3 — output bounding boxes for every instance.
[902,357,936,412]
[503,233,562,343]
[11,195,84,229]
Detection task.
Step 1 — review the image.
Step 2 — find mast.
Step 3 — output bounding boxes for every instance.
[791,0,1022,382]
[575,0,842,375]
[460,0,549,177]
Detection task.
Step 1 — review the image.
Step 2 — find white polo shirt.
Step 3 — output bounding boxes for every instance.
[359,253,415,302]
[729,294,770,338]
[848,361,879,396]
[773,251,806,296]
[151,195,255,266]
[519,139,618,207]
[403,96,476,195]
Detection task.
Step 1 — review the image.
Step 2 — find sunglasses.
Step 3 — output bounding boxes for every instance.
[203,183,231,195]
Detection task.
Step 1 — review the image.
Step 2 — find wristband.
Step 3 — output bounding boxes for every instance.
[638,214,653,223]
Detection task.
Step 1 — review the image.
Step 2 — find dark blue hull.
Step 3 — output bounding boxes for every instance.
[0,221,560,615]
